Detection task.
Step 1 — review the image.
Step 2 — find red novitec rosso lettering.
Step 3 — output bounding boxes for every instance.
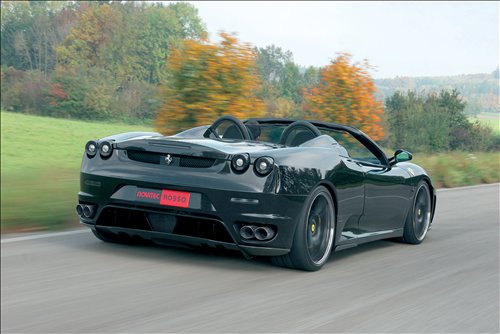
[136,191,160,200]
[160,190,191,208]
[163,194,187,203]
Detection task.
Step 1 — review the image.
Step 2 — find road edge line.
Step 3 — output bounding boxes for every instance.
[437,182,499,192]
[1,229,90,244]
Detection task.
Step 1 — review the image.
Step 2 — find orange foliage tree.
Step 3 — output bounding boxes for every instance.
[304,53,384,140]
[156,32,265,134]
[56,4,122,69]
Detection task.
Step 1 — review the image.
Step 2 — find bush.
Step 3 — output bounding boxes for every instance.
[47,68,116,120]
[113,80,162,121]
[1,67,162,122]
[1,68,51,114]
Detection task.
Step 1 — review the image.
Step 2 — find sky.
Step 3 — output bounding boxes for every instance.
[180,1,499,79]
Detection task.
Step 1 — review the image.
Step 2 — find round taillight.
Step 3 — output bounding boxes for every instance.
[254,157,274,176]
[85,141,98,157]
[231,153,250,173]
[99,141,113,158]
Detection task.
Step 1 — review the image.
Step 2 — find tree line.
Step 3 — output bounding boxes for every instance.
[1,1,497,151]
[1,1,204,120]
[376,70,499,116]
[386,90,498,151]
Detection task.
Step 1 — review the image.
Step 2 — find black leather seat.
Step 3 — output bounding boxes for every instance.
[223,125,243,139]
[290,130,317,146]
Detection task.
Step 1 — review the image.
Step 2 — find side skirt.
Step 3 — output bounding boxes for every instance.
[334,228,404,251]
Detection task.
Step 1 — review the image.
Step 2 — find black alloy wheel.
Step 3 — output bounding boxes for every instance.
[306,192,334,264]
[272,185,335,271]
[401,181,432,244]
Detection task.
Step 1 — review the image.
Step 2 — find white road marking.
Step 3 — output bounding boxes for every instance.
[437,183,499,192]
[1,229,90,244]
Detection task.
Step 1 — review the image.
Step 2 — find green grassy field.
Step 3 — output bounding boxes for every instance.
[1,111,499,232]
[1,111,153,232]
[470,113,500,134]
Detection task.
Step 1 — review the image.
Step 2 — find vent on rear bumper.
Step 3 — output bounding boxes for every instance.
[97,207,233,243]
[126,150,215,168]
[97,208,152,231]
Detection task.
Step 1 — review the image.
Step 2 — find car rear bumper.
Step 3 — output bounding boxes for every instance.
[83,223,291,257]
[78,173,307,257]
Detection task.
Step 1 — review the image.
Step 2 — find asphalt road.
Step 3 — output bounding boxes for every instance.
[1,184,499,333]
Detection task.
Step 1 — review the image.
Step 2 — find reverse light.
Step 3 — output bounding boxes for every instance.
[99,141,113,158]
[254,157,274,176]
[231,153,250,173]
[85,141,98,157]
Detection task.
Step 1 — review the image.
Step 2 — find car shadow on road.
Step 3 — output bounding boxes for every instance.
[329,239,401,263]
[69,231,402,272]
[71,233,277,271]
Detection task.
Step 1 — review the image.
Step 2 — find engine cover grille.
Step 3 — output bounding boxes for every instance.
[126,150,215,168]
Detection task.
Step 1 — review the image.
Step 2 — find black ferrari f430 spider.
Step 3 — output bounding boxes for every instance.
[77,116,436,271]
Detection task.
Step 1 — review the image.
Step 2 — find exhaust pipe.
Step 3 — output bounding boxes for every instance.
[254,226,275,241]
[76,204,84,216]
[240,225,257,240]
[77,204,97,218]
[82,205,96,218]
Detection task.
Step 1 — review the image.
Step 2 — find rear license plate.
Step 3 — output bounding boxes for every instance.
[160,189,191,208]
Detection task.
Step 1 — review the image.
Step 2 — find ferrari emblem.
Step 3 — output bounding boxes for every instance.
[164,154,173,165]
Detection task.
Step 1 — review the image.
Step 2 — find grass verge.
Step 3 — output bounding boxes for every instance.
[1,111,153,233]
[413,152,499,188]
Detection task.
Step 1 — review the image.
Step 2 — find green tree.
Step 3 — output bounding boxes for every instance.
[1,1,75,75]
[385,89,494,151]
[56,2,205,84]
[255,45,293,85]
[254,45,319,117]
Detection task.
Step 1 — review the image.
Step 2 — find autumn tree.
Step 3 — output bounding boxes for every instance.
[304,53,384,140]
[156,32,265,134]
[55,2,205,84]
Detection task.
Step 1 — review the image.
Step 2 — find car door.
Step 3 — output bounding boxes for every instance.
[332,152,366,235]
[329,130,412,233]
[357,163,412,232]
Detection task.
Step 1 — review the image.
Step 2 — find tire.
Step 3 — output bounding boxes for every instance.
[401,181,432,244]
[272,186,335,271]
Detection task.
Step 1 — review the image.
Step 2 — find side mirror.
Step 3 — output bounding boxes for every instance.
[390,149,413,165]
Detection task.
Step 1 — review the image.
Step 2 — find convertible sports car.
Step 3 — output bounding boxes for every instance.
[77,116,436,271]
